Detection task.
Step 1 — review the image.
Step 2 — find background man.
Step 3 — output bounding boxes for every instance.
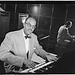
[55,21,75,57]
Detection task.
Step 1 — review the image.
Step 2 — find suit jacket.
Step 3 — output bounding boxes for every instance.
[0,29,47,73]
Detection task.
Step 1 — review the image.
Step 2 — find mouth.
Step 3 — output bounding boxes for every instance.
[29,29,33,31]
[27,29,33,33]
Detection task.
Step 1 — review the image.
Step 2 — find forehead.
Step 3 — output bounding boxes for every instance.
[26,18,36,26]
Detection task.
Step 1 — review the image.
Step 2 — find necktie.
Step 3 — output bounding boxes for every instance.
[25,35,31,39]
[27,51,29,59]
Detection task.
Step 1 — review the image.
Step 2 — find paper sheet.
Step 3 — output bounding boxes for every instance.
[31,52,46,63]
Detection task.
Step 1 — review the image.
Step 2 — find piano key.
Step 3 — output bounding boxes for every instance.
[20,61,46,73]
[29,61,54,73]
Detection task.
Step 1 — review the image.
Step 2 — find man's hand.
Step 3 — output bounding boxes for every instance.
[26,61,36,69]
[23,59,36,69]
[72,35,75,39]
[46,53,58,62]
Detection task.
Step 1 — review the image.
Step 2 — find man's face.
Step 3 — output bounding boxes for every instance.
[68,22,72,28]
[23,18,36,35]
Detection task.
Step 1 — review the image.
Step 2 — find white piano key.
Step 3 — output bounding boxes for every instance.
[20,61,46,73]
[29,61,54,73]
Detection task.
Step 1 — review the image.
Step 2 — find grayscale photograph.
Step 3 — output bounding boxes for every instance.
[0,1,75,74]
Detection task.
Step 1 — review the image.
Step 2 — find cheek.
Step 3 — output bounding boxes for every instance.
[28,29,34,33]
[32,29,35,31]
[23,25,26,29]
[24,27,26,30]
[30,28,34,31]
[24,25,28,30]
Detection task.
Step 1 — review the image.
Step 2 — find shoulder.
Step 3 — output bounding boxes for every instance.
[5,30,21,37]
[31,33,37,38]
[58,25,66,32]
[59,25,66,30]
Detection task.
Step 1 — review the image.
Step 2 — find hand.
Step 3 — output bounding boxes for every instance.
[46,54,58,62]
[24,59,36,69]
[72,35,75,38]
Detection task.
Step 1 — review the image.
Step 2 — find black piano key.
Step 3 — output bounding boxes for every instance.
[34,68,44,73]
[34,70,42,73]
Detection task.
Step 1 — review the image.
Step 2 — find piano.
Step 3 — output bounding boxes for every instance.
[20,61,55,73]
[20,52,57,73]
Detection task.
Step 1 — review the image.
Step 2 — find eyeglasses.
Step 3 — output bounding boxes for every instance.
[25,22,36,29]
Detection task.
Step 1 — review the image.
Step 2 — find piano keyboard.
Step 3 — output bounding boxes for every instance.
[20,61,54,73]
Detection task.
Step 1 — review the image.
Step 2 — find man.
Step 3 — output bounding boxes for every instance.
[0,16,57,73]
[55,21,75,56]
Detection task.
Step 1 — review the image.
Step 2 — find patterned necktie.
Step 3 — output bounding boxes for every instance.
[27,51,29,59]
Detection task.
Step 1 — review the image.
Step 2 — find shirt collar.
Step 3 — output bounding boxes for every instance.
[22,29,26,36]
[22,29,32,37]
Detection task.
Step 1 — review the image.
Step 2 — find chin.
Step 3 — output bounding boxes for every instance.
[27,32,31,35]
[28,31,32,34]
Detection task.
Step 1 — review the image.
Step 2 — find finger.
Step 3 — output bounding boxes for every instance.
[26,62,32,68]
[26,64,32,68]
[51,56,58,59]
[52,58,58,61]
[47,58,57,61]
[27,62,36,69]
[54,57,58,60]
[32,62,36,66]
[28,64,32,68]
[26,64,29,68]
[30,62,36,69]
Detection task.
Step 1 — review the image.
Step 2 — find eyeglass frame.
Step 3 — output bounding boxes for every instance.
[25,22,36,29]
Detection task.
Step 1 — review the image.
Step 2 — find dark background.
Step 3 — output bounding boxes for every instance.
[0,1,75,53]
[1,1,75,73]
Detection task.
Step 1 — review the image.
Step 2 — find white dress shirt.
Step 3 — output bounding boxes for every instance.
[22,29,29,54]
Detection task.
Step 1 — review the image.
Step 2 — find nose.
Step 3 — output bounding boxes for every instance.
[29,28,33,32]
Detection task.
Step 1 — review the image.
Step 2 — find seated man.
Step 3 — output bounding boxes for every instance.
[0,16,58,73]
[55,21,75,57]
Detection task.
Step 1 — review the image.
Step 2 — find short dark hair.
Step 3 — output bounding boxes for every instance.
[65,21,72,27]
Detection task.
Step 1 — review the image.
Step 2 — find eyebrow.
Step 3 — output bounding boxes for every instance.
[26,22,35,26]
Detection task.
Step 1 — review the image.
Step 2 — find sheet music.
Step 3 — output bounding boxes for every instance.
[31,52,46,63]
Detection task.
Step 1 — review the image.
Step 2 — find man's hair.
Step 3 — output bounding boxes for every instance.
[25,17,36,26]
[25,17,36,23]
[65,21,72,27]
